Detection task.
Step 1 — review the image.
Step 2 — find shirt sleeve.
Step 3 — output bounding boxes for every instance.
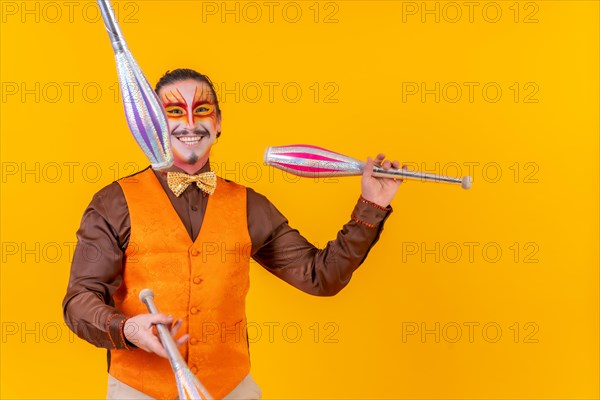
[248,189,392,296]
[62,182,132,350]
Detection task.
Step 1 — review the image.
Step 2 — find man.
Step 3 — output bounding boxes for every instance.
[63,68,403,399]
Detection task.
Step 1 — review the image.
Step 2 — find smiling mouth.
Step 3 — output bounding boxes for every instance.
[175,135,205,147]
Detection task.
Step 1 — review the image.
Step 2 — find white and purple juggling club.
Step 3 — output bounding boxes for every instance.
[97,0,173,169]
[264,144,472,189]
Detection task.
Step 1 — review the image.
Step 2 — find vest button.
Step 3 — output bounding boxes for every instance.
[190,337,199,345]
[190,307,199,314]
[190,248,201,256]
[193,276,203,284]
[191,366,198,374]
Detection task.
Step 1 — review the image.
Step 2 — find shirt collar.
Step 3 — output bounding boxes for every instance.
[155,159,211,175]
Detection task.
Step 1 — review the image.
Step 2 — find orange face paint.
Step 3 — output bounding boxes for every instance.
[161,86,217,127]
[157,79,221,173]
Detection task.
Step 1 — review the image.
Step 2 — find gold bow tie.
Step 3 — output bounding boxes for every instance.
[167,171,217,197]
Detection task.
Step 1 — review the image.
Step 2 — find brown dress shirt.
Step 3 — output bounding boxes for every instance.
[62,161,392,351]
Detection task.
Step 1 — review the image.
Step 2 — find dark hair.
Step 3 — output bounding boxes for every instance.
[155,68,221,118]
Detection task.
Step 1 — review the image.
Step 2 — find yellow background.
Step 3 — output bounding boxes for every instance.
[1,0,598,398]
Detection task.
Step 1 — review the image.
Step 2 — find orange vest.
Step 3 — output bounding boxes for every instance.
[110,168,252,399]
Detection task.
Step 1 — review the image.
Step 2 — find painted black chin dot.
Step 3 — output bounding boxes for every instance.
[187,154,199,164]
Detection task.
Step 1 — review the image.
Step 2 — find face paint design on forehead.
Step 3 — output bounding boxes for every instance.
[161,88,187,109]
[192,84,216,107]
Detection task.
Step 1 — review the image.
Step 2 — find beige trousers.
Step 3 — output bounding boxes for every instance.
[107,374,262,400]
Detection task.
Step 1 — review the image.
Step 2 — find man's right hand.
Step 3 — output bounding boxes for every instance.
[123,313,189,359]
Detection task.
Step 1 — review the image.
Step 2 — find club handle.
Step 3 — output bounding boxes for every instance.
[97,0,127,53]
[372,166,472,189]
[139,289,213,400]
[138,289,187,368]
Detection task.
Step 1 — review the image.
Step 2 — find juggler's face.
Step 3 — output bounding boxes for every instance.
[158,79,221,172]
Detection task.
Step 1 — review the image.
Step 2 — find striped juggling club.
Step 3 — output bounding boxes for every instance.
[97,0,173,169]
[264,144,472,189]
